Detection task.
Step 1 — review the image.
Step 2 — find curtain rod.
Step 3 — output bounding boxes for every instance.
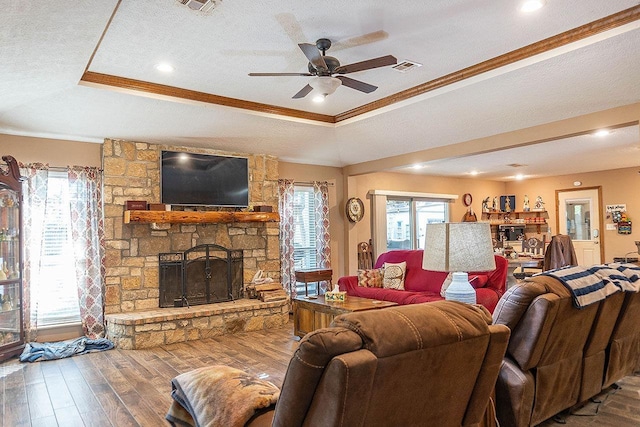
[294,180,335,186]
[23,165,102,172]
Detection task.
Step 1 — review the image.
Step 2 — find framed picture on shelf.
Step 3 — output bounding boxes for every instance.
[500,195,516,212]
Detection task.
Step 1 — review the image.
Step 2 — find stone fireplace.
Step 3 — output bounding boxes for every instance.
[101,139,287,349]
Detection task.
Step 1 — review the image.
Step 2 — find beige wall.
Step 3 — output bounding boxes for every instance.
[278,162,345,281]
[0,134,102,167]
[506,166,640,263]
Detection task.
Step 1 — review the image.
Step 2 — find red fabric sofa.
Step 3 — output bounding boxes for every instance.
[338,249,508,313]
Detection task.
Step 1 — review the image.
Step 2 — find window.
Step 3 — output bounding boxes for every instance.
[293,185,318,294]
[386,198,448,250]
[33,172,82,327]
[369,190,454,256]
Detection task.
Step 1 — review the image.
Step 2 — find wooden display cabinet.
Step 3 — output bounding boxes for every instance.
[0,155,25,361]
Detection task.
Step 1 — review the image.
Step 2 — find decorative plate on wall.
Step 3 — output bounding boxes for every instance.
[463,193,473,207]
[346,197,364,222]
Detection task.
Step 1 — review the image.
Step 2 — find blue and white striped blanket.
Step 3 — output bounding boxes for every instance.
[540,263,640,308]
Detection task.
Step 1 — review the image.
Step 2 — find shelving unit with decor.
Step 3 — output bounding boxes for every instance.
[0,155,25,362]
[482,210,549,235]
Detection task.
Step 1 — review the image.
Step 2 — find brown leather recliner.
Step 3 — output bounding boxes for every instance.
[268,301,510,427]
[602,290,640,389]
[579,290,625,402]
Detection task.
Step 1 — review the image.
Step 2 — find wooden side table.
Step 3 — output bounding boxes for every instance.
[292,295,398,338]
[295,268,333,297]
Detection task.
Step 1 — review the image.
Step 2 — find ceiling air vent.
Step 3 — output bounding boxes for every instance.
[392,60,422,73]
[177,0,218,12]
[507,163,527,168]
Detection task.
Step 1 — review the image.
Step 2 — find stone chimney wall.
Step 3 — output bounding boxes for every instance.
[102,139,280,314]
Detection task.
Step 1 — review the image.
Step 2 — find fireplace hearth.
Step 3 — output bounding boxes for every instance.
[159,244,243,308]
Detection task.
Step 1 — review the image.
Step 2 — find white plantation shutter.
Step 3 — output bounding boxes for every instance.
[34,172,81,326]
[293,185,318,294]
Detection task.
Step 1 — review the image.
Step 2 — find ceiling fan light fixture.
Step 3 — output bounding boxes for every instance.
[309,76,342,99]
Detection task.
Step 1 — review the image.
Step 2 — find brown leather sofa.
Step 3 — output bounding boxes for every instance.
[492,275,640,426]
[268,301,510,427]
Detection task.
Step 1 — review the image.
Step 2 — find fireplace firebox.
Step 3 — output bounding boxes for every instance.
[159,244,243,308]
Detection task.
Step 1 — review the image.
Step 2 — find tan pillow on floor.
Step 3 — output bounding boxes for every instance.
[382,261,406,290]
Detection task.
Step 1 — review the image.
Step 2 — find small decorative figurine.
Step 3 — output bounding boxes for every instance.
[493,196,498,211]
[505,196,512,213]
[482,197,490,213]
[534,195,545,211]
[523,195,530,212]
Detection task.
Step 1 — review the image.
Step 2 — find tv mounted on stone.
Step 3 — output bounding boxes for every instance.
[161,151,249,207]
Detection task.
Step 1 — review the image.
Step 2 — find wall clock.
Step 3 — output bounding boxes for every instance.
[463,193,473,207]
[346,197,364,222]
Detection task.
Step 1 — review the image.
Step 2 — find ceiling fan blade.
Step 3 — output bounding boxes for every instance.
[298,43,328,70]
[249,72,313,76]
[335,55,397,74]
[336,76,377,93]
[292,84,313,99]
[332,30,389,52]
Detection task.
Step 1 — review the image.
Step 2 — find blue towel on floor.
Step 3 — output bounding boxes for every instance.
[19,337,114,362]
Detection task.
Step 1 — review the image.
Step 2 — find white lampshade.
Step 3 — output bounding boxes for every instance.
[422,222,496,304]
[309,76,342,100]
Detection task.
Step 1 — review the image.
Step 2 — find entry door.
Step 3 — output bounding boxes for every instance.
[557,187,602,265]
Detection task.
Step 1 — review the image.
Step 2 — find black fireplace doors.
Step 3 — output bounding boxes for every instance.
[159,244,243,308]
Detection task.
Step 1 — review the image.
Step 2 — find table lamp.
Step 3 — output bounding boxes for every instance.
[422,222,496,304]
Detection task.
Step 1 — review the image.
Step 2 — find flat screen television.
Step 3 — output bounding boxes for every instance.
[161,151,249,207]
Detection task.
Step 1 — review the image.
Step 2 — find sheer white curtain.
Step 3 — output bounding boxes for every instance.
[21,164,49,341]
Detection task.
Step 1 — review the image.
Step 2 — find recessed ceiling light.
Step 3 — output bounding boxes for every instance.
[593,129,610,137]
[520,0,546,13]
[515,174,524,180]
[469,170,479,176]
[410,164,425,170]
[155,63,175,73]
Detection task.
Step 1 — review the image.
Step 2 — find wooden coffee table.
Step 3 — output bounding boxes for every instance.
[292,295,398,338]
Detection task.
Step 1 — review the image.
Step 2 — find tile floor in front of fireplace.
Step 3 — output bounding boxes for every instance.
[1,318,639,426]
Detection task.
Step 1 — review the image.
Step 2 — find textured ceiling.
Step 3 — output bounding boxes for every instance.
[1,0,639,179]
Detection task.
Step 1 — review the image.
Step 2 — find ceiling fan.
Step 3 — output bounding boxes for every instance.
[249,38,397,101]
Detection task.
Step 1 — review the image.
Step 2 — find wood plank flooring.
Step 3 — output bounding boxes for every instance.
[1,319,639,426]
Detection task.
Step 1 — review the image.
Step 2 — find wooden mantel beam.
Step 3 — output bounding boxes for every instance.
[123,210,280,224]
